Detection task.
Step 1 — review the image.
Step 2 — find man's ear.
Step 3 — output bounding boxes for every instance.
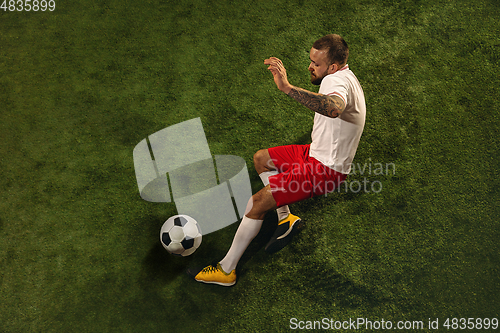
[327,63,338,75]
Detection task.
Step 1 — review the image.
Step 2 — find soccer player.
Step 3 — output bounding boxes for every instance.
[193,34,366,286]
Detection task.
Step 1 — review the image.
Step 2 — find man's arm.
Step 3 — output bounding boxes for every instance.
[287,87,345,118]
[264,57,345,118]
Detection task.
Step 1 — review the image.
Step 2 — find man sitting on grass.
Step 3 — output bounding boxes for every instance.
[193,34,366,286]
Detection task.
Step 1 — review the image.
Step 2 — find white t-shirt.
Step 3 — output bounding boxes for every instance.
[309,65,366,174]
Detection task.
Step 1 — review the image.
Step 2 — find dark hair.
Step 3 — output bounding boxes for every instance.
[312,34,349,66]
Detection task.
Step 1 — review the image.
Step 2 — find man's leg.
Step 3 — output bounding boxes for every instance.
[253,149,290,220]
[218,185,277,270]
[194,185,277,286]
[253,148,304,254]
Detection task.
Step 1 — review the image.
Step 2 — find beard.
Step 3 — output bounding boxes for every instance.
[310,75,323,85]
[310,69,328,85]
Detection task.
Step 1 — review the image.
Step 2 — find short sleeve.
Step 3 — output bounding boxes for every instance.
[318,74,348,106]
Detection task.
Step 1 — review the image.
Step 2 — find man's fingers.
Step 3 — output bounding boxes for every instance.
[264,57,283,65]
[266,60,284,70]
[267,67,282,76]
[267,67,279,75]
[265,57,286,82]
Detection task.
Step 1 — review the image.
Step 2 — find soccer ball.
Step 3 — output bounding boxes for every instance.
[160,215,202,256]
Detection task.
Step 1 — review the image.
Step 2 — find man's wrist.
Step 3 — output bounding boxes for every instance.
[282,84,293,95]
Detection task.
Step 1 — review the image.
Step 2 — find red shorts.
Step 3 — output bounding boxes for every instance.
[267,144,347,207]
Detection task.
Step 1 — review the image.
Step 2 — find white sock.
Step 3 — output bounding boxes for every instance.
[276,205,290,221]
[219,216,263,273]
[259,170,290,221]
[259,170,278,186]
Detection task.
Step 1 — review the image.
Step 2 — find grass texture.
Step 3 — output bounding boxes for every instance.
[1,0,499,332]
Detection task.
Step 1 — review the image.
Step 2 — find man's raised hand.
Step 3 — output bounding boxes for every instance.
[264,57,292,94]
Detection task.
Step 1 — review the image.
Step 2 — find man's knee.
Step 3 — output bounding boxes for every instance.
[253,149,266,167]
[253,149,274,173]
[245,186,277,219]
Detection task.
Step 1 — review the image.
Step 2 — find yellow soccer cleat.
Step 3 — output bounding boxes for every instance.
[265,213,304,254]
[194,262,237,286]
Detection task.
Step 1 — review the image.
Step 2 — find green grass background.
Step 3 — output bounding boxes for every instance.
[1,0,499,332]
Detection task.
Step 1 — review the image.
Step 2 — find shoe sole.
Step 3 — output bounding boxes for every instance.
[194,279,236,287]
[277,220,299,240]
[265,219,304,254]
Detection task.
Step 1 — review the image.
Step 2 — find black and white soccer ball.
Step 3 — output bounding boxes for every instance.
[160,215,202,256]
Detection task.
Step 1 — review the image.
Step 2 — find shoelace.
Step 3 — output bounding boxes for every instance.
[202,265,219,273]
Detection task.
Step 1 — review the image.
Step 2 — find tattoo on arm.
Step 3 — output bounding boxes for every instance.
[287,87,345,118]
